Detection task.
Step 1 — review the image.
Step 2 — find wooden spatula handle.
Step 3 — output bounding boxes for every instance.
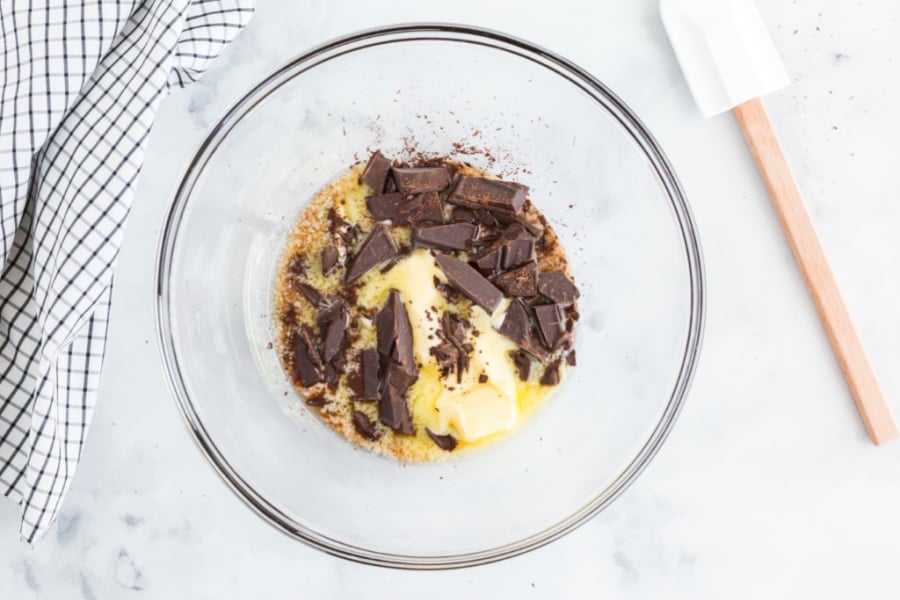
[734,97,898,445]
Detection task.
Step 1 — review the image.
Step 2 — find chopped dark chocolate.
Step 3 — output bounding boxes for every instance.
[434,254,503,314]
[392,166,451,194]
[426,429,458,452]
[492,263,537,297]
[359,348,381,401]
[478,373,489,384]
[502,237,536,270]
[321,246,339,276]
[379,363,416,434]
[446,175,529,215]
[510,350,532,381]
[450,207,477,223]
[345,224,399,283]
[352,410,380,441]
[430,311,472,381]
[493,210,544,237]
[375,291,418,434]
[540,359,561,386]
[496,299,548,360]
[324,363,340,387]
[366,193,403,222]
[305,392,327,407]
[399,191,444,224]
[413,222,479,251]
[292,325,323,387]
[537,270,580,305]
[293,281,325,307]
[469,244,504,275]
[565,350,577,366]
[496,299,530,345]
[360,150,392,193]
[321,303,349,363]
[534,304,566,350]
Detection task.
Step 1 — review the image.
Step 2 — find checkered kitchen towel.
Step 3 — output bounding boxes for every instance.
[0,0,252,543]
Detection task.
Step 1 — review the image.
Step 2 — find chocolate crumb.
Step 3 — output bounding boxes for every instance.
[566,350,577,366]
[305,393,327,407]
[540,359,561,386]
[478,373,488,384]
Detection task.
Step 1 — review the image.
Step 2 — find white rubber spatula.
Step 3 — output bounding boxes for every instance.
[661,0,899,445]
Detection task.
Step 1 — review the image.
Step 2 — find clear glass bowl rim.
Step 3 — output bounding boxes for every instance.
[154,22,706,570]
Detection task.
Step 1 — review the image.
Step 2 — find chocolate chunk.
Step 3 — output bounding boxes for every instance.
[324,363,340,387]
[434,254,503,314]
[502,237,536,270]
[413,223,479,251]
[321,246,339,276]
[360,150,392,193]
[537,270,580,305]
[565,350,577,366]
[293,281,325,307]
[359,348,381,401]
[510,350,532,381]
[478,373,489,384]
[540,359,561,386]
[305,392,327,407]
[451,207,477,223]
[352,410,380,441]
[496,299,548,360]
[400,191,444,224]
[321,303,349,363]
[379,363,416,434]
[345,224,399,283]
[447,175,529,215]
[366,193,403,222]
[494,211,544,237]
[469,244,504,275]
[375,291,418,434]
[430,311,472,381]
[392,167,451,194]
[292,325,323,387]
[375,291,417,376]
[496,299,531,345]
[426,429,458,452]
[534,304,566,350]
[492,263,537,297]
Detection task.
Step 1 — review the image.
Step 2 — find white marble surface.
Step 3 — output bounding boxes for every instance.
[3,0,900,597]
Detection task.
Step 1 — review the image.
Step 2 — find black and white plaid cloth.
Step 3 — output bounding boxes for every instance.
[0,0,253,544]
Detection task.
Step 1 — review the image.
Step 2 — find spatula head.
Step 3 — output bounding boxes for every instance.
[661,0,789,117]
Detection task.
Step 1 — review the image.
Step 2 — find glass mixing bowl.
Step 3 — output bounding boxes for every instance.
[155,24,704,569]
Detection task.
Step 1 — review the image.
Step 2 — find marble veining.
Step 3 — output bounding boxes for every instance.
[2,1,899,598]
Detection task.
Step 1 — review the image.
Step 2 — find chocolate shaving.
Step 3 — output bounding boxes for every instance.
[414,222,479,251]
[446,175,529,215]
[360,150,392,193]
[492,263,537,297]
[352,410,380,440]
[345,224,399,283]
[534,304,566,350]
[292,325,323,387]
[426,429,458,452]
[434,254,503,314]
[537,270,580,305]
[540,359,561,386]
[399,191,444,224]
[321,246,339,276]
[510,350,532,381]
[366,193,403,222]
[392,166,451,194]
